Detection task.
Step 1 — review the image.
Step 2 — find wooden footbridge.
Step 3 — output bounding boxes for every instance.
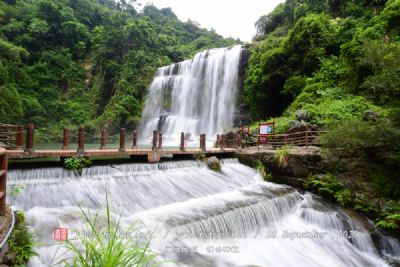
[1,124,239,162]
[0,122,324,215]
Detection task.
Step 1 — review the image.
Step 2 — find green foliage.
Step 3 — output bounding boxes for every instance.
[255,159,272,181]
[57,193,163,267]
[8,211,37,267]
[320,117,400,162]
[64,157,92,171]
[0,0,237,132]
[274,145,290,168]
[376,200,400,230]
[306,174,355,207]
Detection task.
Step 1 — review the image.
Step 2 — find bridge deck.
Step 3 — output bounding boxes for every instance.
[7,148,237,161]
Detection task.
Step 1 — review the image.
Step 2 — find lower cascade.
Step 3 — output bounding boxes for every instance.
[139,45,244,146]
[8,159,400,267]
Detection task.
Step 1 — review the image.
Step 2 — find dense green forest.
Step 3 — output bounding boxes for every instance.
[245,0,400,230]
[0,0,237,133]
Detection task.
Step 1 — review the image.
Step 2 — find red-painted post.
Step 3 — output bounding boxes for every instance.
[152,130,158,151]
[100,129,107,149]
[62,128,69,150]
[78,127,85,154]
[15,125,24,149]
[0,148,7,216]
[158,133,163,149]
[132,130,137,149]
[119,128,126,152]
[25,123,34,154]
[180,132,185,151]
[203,134,207,151]
[220,134,225,150]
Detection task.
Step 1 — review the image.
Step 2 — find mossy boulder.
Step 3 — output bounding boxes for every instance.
[206,156,221,172]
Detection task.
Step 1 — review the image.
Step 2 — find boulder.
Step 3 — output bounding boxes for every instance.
[295,110,309,122]
[206,156,221,172]
[364,110,379,122]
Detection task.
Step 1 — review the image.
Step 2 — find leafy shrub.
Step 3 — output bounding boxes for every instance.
[376,200,400,230]
[64,157,92,171]
[8,211,37,267]
[306,174,354,207]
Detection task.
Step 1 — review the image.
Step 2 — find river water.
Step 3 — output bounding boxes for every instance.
[7,159,400,266]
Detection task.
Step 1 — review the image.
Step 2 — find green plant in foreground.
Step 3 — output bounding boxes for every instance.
[8,211,37,267]
[64,157,92,171]
[56,193,164,267]
[274,145,290,168]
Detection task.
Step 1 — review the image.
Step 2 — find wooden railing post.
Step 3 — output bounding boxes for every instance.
[216,135,220,148]
[200,134,206,151]
[78,127,85,154]
[158,133,163,149]
[180,132,185,151]
[15,125,24,149]
[119,128,126,152]
[0,148,7,216]
[100,129,107,149]
[132,130,137,149]
[62,128,69,150]
[220,134,225,150]
[25,123,34,154]
[152,130,158,151]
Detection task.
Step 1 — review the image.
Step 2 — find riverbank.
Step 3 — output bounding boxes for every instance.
[236,145,400,237]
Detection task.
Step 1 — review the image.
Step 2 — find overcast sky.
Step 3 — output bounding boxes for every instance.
[137,0,285,42]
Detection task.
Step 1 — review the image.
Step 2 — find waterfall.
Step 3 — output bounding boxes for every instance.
[7,160,400,267]
[139,45,243,146]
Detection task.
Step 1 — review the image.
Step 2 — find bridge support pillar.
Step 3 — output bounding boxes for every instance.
[62,128,69,150]
[119,128,126,152]
[147,151,160,163]
[25,123,34,154]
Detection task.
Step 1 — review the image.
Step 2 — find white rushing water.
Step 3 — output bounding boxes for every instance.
[139,45,243,147]
[8,160,400,267]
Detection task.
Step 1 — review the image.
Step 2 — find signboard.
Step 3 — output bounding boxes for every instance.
[242,126,249,134]
[259,123,274,136]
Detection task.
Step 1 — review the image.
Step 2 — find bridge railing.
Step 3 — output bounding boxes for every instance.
[255,130,325,147]
[3,123,228,153]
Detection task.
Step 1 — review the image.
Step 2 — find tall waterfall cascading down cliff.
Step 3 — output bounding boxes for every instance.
[139,45,243,146]
[7,160,400,267]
